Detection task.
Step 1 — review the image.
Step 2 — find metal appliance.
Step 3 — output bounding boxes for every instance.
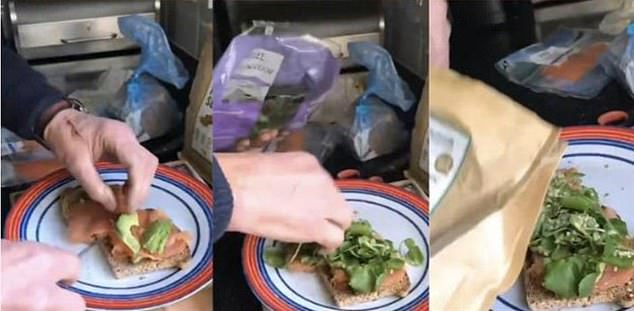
[532,0,622,39]
[3,0,159,95]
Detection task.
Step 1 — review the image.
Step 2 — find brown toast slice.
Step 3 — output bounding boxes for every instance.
[98,240,191,279]
[524,261,634,311]
[317,267,411,307]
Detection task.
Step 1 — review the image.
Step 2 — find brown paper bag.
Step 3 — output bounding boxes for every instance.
[429,69,567,311]
[182,24,213,184]
[407,87,429,196]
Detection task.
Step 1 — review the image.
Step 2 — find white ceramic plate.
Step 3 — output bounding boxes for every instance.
[4,164,213,311]
[493,126,634,311]
[243,180,429,311]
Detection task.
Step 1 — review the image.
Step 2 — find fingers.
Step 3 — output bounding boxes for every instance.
[39,246,82,284]
[324,193,354,231]
[316,220,346,252]
[116,147,158,211]
[49,287,86,311]
[64,152,116,211]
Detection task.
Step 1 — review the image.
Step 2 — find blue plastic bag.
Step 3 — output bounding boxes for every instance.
[115,15,189,141]
[349,42,416,112]
[347,42,413,161]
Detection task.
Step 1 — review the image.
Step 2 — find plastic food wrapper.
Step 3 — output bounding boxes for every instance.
[347,42,415,161]
[429,69,567,311]
[112,15,189,142]
[212,22,340,151]
[1,128,63,187]
[496,28,613,99]
[601,24,634,98]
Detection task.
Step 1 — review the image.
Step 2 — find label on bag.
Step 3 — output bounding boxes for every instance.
[223,48,284,102]
[529,46,571,65]
[428,116,470,212]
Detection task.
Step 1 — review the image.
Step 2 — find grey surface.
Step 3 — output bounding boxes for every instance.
[222,0,381,38]
[11,0,156,24]
[161,0,212,59]
[382,0,426,79]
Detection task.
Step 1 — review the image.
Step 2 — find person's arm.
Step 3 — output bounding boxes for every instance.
[212,156,234,243]
[1,46,64,139]
[430,0,451,69]
[214,152,353,251]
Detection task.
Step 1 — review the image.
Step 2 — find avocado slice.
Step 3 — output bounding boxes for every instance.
[142,219,172,254]
[115,213,141,255]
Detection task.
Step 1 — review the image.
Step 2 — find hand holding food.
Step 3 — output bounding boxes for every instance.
[216,152,354,251]
[264,220,424,307]
[0,240,85,311]
[44,108,158,212]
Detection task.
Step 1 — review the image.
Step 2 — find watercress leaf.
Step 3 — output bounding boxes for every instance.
[561,195,597,213]
[543,257,583,298]
[609,218,628,237]
[347,221,374,238]
[578,272,599,297]
[264,247,287,268]
[385,258,406,271]
[551,246,571,260]
[403,239,424,266]
[348,265,375,294]
[375,271,387,291]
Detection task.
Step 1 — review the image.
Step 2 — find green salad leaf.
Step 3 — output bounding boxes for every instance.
[264,246,287,268]
[348,265,375,294]
[263,219,425,294]
[403,238,424,266]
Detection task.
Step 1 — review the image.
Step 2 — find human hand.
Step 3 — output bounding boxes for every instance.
[1,240,84,311]
[430,0,451,69]
[44,106,158,212]
[216,152,354,251]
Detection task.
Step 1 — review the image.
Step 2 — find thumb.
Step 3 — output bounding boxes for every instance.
[65,152,116,211]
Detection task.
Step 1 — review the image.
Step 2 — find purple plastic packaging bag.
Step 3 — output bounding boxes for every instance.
[213,25,340,151]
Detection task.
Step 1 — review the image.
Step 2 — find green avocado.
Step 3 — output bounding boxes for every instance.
[116,213,141,254]
[142,219,172,254]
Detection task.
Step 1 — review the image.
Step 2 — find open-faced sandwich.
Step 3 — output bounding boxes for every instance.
[60,185,192,279]
[264,220,424,307]
[525,168,634,310]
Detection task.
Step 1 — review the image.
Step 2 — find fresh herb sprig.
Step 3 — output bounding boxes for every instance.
[530,169,634,298]
[263,220,425,294]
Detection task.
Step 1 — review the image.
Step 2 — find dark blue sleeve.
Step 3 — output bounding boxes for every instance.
[212,156,234,243]
[1,46,64,139]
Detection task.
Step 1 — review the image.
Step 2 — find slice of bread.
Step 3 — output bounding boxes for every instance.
[98,241,191,279]
[317,267,411,307]
[524,261,634,311]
